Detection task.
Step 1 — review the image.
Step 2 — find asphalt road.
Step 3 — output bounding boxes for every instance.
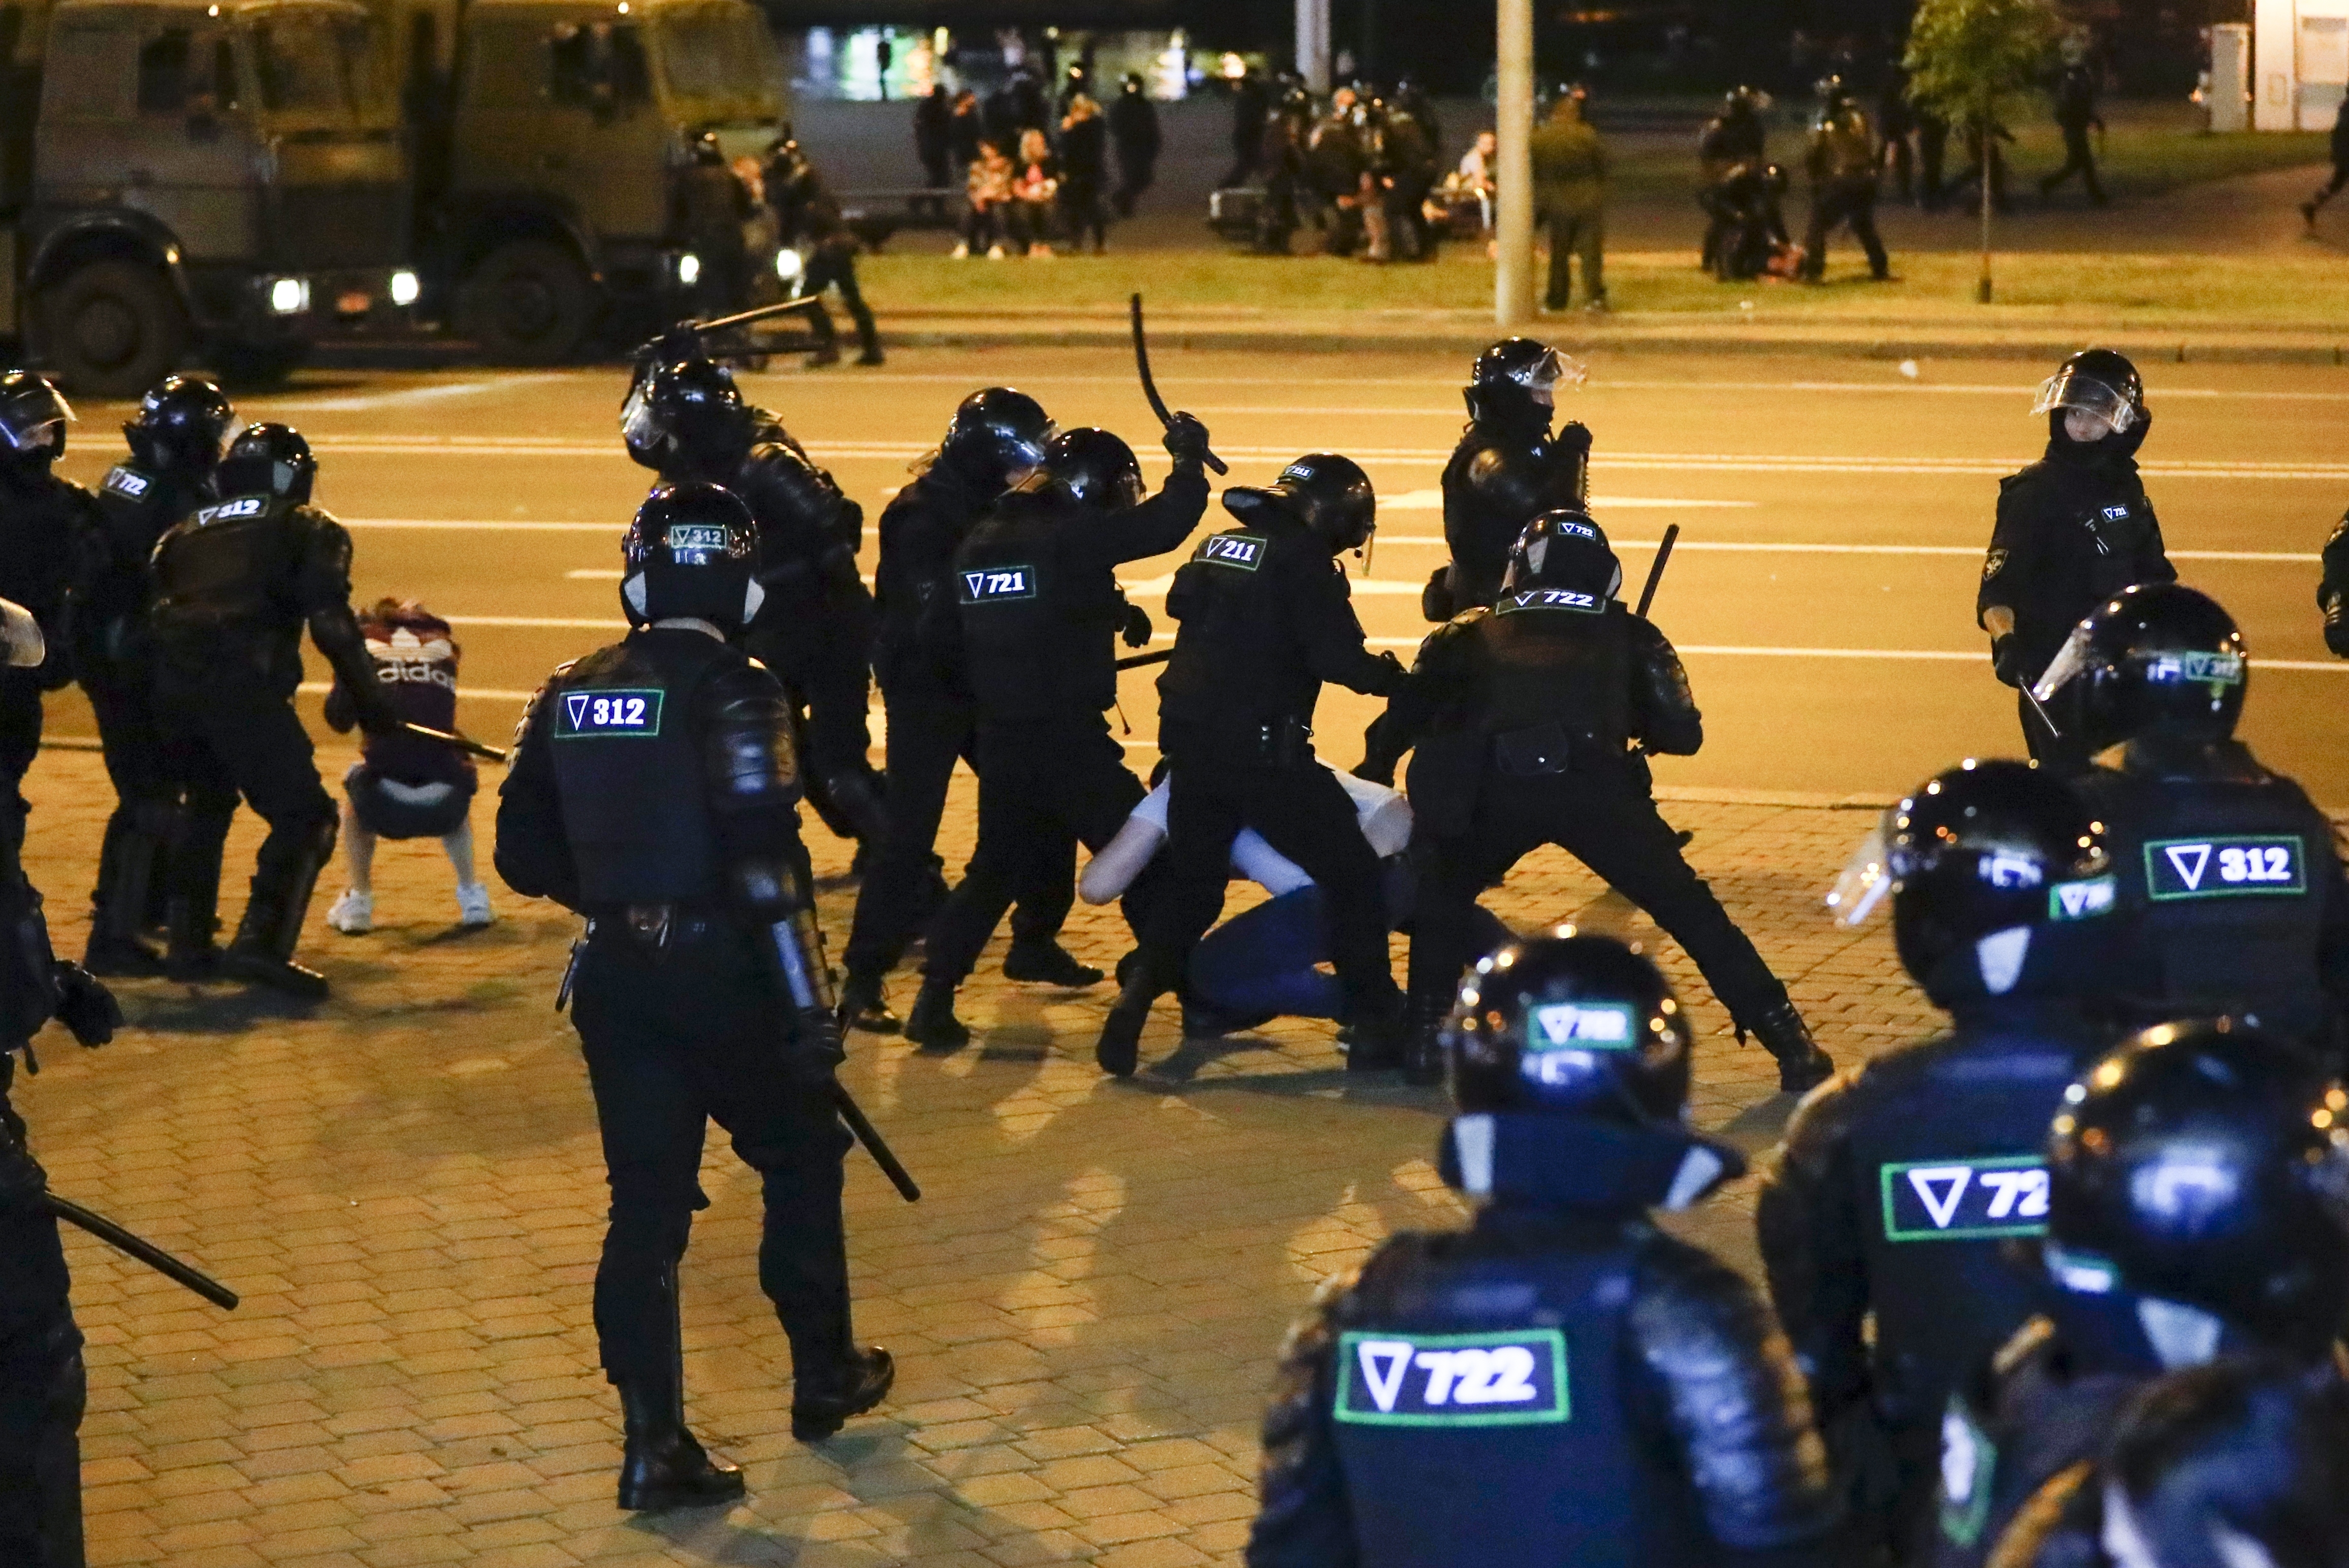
[45,346,2349,808]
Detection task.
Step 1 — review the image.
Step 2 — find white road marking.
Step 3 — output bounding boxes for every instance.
[1378,489,1755,511]
[1351,637,2349,672]
[253,375,566,412]
[1370,536,2318,563]
[566,569,623,580]
[442,615,629,630]
[346,518,621,532]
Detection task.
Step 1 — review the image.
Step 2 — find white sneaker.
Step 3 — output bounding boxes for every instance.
[986,244,1006,259]
[950,242,970,259]
[456,881,494,929]
[327,889,373,935]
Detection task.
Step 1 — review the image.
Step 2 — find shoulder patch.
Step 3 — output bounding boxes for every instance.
[1194,533,1266,571]
[2142,835,2305,900]
[1879,1155,2049,1242]
[1938,1396,1999,1548]
[1495,587,1602,616]
[1332,1329,1569,1427]
[194,496,267,526]
[1981,548,2008,581]
[553,688,664,739]
[102,466,150,498]
[958,565,1038,602]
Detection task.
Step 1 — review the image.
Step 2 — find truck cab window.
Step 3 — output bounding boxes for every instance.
[136,29,191,114]
[550,21,648,111]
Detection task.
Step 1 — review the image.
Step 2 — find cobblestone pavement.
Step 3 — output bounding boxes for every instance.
[13,740,1936,1568]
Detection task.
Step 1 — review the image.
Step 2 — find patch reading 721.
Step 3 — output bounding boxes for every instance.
[959,567,1037,603]
[554,689,664,739]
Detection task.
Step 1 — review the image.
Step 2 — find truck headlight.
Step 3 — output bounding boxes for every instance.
[676,252,701,287]
[267,276,311,315]
[775,247,804,284]
[389,270,422,307]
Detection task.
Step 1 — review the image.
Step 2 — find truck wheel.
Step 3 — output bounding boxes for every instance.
[459,240,593,364]
[35,261,191,398]
[210,340,311,388]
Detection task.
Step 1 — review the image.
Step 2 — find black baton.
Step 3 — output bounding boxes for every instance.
[48,1195,239,1310]
[1635,524,1680,618]
[1115,649,1173,670]
[1130,293,1227,476]
[833,1083,920,1202]
[693,297,829,334]
[403,722,508,765]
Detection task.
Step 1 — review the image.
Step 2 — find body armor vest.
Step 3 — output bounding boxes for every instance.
[148,491,308,691]
[546,631,738,905]
[956,497,1123,725]
[1479,597,1634,755]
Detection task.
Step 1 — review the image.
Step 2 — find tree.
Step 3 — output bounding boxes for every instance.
[1905,0,2062,302]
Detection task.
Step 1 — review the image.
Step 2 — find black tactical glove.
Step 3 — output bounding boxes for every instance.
[351,681,405,740]
[2325,591,2349,660]
[52,962,119,1048]
[1162,413,1212,471]
[1990,633,2030,689]
[1353,756,1396,788]
[1371,649,1408,696]
[1120,603,1153,648]
[1421,565,1455,624]
[790,1007,849,1088]
[0,1113,45,1211]
[1555,418,1594,458]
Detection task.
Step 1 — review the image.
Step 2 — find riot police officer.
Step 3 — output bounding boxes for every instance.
[1369,509,1833,1091]
[1428,339,1591,620]
[2031,583,2349,1055]
[69,375,237,975]
[903,419,1211,1049]
[1933,1021,2349,1568]
[1699,86,1770,271]
[1760,759,2118,1565]
[624,357,888,860]
[0,374,88,856]
[1244,930,1841,1568]
[494,484,891,1508]
[146,424,401,996]
[764,134,884,369]
[2316,506,2349,658]
[1979,349,2175,771]
[839,388,1089,1033]
[1798,76,1890,283]
[1097,454,1409,1076]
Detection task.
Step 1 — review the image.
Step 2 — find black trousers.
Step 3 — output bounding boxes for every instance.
[1801,184,1888,278]
[0,676,41,857]
[1114,154,1156,216]
[802,242,879,359]
[1135,740,1399,1019]
[745,600,883,841]
[571,932,854,1385]
[83,668,176,918]
[1408,769,1790,1028]
[842,677,1068,978]
[0,1315,84,1568]
[2041,124,2104,200]
[922,720,1147,984]
[155,687,334,915]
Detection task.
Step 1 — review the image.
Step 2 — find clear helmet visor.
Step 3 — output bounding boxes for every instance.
[1824,812,1897,927]
[0,386,72,453]
[1513,349,1589,408]
[2030,619,2100,705]
[2031,369,2137,435]
[620,379,663,453]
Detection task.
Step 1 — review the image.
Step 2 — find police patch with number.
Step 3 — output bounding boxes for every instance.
[1496,589,1601,615]
[2048,875,2116,922]
[1333,1330,1569,1427]
[1881,1156,2049,1242]
[958,566,1037,603]
[554,688,663,738]
[2144,836,2305,901]
[1196,534,1266,571]
[192,497,265,525]
[102,467,150,499]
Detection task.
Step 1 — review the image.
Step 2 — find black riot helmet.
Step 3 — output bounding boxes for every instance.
[1443,929,1694,1127]
[2035,346,2147,449]
[0,370,73,469]
[1502,508,1621,599]
[213,423,316,504]
[124,374,235,475]
[1814,73,1853,111]
[1221,452,1375,554]
[935,387,1056,492]
[1829,759,2112,1003]
[2046,1020,2349,1357]
[2031,583,2247,754]
[622,357,751,472]
[1465,337,1580,428]
[1043,427,1144,511]
[1721,85,1768,119]
[620,482,762,632]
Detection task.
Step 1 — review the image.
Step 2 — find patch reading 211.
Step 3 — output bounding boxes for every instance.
[1196,534,1266,570]
[554,689,663,738]
[1334,1330,1569,1427]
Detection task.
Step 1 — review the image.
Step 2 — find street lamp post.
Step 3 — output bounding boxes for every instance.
[1296,0,1331,94]
[1494,0,1537,328]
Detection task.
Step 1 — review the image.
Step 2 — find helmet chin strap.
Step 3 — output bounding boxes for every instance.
[622,574,649,619]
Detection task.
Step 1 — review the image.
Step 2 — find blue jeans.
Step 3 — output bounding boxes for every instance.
[1191,886,1509,1022]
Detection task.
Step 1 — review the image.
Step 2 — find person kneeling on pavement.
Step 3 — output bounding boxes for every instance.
[1244,929,1842,1568]
[323,600,492,935]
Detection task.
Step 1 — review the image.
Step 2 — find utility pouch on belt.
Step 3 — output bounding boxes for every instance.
[1492,718,1577,777]
[1251,717,1315,768]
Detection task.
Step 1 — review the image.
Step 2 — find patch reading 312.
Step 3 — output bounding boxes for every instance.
[555,689,664,739]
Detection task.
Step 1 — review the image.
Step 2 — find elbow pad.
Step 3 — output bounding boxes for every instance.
[704,668,802,810]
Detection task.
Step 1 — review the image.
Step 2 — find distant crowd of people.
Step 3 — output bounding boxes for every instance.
[1223,73,1459,261]
[910,67,1160,257]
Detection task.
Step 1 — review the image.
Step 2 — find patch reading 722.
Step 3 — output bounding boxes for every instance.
[1333,1330,1569,1427]
[1880,1156,2049,1242]
[2144,836,2305,901]
[554,689,663,738]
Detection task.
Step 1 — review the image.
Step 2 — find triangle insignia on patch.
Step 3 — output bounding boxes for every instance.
[1907,1166,1975,1230]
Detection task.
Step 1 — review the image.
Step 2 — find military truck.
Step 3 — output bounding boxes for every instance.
[1,0,415,394]
[385,0,789,363]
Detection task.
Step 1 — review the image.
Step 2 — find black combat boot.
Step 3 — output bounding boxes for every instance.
[790,1345,894,1442]
[161,808,228,982]
[902,978,970,1051]
[1095,965,1165,1077]
[1747,1001,1835,1094]
[1002,938,1104,988]
[836,968,902,1035]
[1342,992,1410,1072]
[84,810,165,977]
[1400,995,1451,1087]
[615,1268,746,1512]
[221,822,335,1000]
